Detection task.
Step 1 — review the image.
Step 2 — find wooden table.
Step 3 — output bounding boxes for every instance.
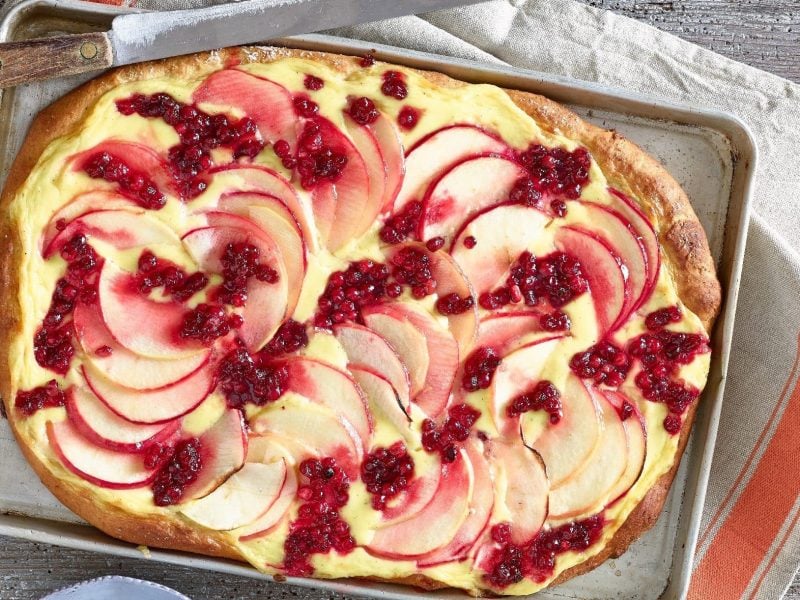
[1,1,799,598]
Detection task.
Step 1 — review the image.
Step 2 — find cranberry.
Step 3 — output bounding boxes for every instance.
[435,292,475,316]
[421,403,481,462]
[179,303,235,344]
[550,199,568,217]
[462,347,501,392]
[303,74,324,90]
[645,306,683,330]
[293,95,319,118]
[381,71,408,100]
[94,345,113,357]
[314,260,390,329]
[463,236,477,249]
[509,177,542,208]
[507,381,562,424]
[263,320,309,356]
[361,442,414,510]
[284,458,354,576]
[296,120,348,189]
[151,438,202,506]
[379,201,422,244]
[82,151,166,210]
[359,52,376,67]
[620,400,635,421]
[540,310,571,331]
[216,348,288,408]
[347,96,380,125]
[397,106,420,130]
[425,236,445,252]
[390,247,435,299]
[663,414,682,435]
[570,341,631,387]
[14,380,65,416]
[517,144,591,200]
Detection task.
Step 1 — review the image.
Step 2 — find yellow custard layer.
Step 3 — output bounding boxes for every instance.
[7,54,710,595]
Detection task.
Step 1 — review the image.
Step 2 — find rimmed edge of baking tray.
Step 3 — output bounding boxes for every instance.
[0,2,756,598]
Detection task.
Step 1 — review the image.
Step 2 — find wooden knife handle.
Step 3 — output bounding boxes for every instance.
[0,32,113,89]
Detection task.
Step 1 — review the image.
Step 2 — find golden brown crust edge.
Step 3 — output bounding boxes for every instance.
[0,46,721,594]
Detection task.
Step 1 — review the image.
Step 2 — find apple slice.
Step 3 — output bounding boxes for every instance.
[418,439,494,565]
[41,191,137,254]
[490,336,564,434]
[350,365,411,438]
[193,69,297,147]
[419,156,529,243]
[366,302,458,419]
[395,125,509,211]
[71,140,176,195]
[367,449,472,558]
[47,420,157,489]
[487,440,548,545]
[333,323,411,413]
[44,209,180,258]
[65,387,179,452]
[527,374,602,487]
[450,204,549,295]
[180,460,287,530]
[282,357,372,444]
[98,261,205,359]
[362,309,430,396]
[381,458,442,524]
[368,113,404,212]
[238,463,298,540]
[344,113,387,236]
[477,311,545,357]
[608,188,660,309]
[74,301,210,391]
[547,389,629,521]
[182,409,248,502]
[603,390,647,504]
[82,362,214,425]
[554,226,630,334]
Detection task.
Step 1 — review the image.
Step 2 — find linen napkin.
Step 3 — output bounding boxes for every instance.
[4,0,800,597]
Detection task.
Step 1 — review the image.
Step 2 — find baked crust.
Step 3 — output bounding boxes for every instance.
[0,46,721,594]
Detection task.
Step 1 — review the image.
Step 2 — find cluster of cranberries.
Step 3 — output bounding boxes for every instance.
[421,403,481,463]
[283,458,355,577]
[435,292,476,316]
[217,242,280,307]
[263,320,309,356]
[379,201,422,245]
[82,152,167,210]
[347,96,380,125]
[179,303,241,344]
[483,516,605,588]
[516,143,592,206]
[116,92,264,198]
[295,119,349,189]
[569,341,631,387]
[381,70,408,100]
[361,442,414,510]
[314,260,392,328]
[540,310,571,332]
[507,381,562,424]
[216,347,289,409]
[136,250,208,302]
[14,380,66,416]
[479,251,588,311]
[34,234,102,374]
[389,247,436,298]
[462,347,502,392]
[149,438,203,507]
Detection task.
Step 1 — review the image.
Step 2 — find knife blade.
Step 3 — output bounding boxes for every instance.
[0,0,485,88]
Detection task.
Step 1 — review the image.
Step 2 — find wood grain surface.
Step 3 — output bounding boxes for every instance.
[1,1,799,599]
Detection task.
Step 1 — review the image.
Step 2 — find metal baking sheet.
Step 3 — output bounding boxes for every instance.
[0,1,756,598]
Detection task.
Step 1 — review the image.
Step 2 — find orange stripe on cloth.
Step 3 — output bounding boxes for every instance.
[689,333,800,600]
[746,500,800,599]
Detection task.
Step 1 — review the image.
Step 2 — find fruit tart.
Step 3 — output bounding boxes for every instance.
[0,47,721,596]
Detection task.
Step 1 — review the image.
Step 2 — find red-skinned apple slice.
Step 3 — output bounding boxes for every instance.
[365,302,458,419]
[180,460,287,530]
[608,188,660,309]
[418,439,494,566]
[65,387,179,452]
[344,113,387,235]
[238,462,298,540]
[74,302,210,391]
[477,311,546,357]
[47,420,157,489]
[450,203,549,295]
[193,69,297,147]
[367,450,472,558]
[490,336,563,435]
[380,458,442,524]
[419,155,529,243]
[98,261,205,359]
[487,440,548,545]
[527,373,602,487]
[333,323,411,413]
[182,409,248,502]
[41,191,137,254]
[44,210,180,258]
[368,113,404,212]
[82,362,214,425]
[395,125,509,211]
[282,357,372,444]
[547,389,629,521]
[350,365,411,437]
[554,226,630,334]
[603,390,647,505]
[362,309,430,396]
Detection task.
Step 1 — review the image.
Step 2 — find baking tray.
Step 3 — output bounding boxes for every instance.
[0,1,756,598]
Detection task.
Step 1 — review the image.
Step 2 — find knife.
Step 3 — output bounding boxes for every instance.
[0,0,484,89]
